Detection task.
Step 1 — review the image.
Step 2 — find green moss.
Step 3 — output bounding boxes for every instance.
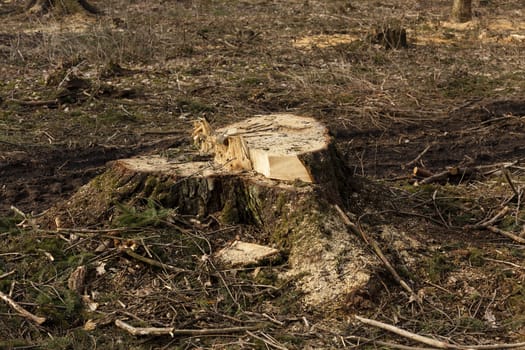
[510,248,525,258]
[0,215,21,233]
[98,110,139,124]
[459,317,487,331]
[467,248,485,267]
[36,288,82,326]
[440,73,498,98]
[239,75,267,87]
[174,97,215,114]
[245,186,263,226]
[426,252,456,283]
[220,198,240,224]
[66,252,95,267]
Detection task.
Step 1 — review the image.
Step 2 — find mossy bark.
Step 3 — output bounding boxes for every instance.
[41,151,379,311]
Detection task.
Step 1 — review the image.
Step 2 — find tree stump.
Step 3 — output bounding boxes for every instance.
[369,26,408,49]
[26,0,100,15]
[451,0,472,23]
[43,114,379,310]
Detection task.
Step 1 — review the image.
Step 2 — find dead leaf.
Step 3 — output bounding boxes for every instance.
[83,319,97,331]
[95,262,106,276]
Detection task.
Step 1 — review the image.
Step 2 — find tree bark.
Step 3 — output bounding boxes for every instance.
[26,0,99,15]
[451,0,472,23]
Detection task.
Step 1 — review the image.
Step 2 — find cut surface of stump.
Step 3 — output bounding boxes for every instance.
[193,114,331,183]
[42,114,379,311]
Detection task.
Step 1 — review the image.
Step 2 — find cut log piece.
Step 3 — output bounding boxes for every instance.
[216,241,280,267]
[41,114,380,311]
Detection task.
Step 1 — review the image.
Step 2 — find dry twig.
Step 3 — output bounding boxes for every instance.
[0,290,46,325]
[0,270,15,279]
[466,207,525,244]
[355,315,525,349]
[334,205,420,303]
[123,248,191,273]
[405,144,431,168]
[115,319,261,336]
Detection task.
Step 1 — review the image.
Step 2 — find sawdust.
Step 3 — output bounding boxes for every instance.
[293,33,360,49]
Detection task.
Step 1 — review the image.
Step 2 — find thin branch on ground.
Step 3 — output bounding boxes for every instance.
[334,205,420,304]
[404,144,431,168]
[246,330,288,350]
[484,225,525,244]
[355,315,525,349]
[0,270,16,279]
[0,290,46,325]
[503,169,519,198]
[123,248,191,273]
[466,206,525,244]
[115,319,263,336]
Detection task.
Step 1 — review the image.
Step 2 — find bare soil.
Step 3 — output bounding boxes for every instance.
[1,0,525,348]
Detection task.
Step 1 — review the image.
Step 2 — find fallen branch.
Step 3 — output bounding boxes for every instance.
[485,225,525,244]
[416,167,475,185]
[356,315,452,348]
[355,315,525,349]
[123,248,192,273]
[503,169,519,198]
[0,290,46,325]
[115,319,261,336]
[0,270,15,279]
[8,98,59,107]
[246,330,288,350]
[475,206,510,227]
[345,335,444,350]
[405,145,431,168]
[335,205,420,303]
[413,167,434,178]
[466,207,525,244]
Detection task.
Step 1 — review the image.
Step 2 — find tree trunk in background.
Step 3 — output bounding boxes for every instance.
[451,0,472,22]
[26,0,99,15]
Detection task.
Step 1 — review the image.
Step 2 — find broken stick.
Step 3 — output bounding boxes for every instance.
[355,315,525,350]
[466,207,525,244]
[115,319,262,336]
[0,290,46,325]
[123,248,191,273]
[335,205,420,304]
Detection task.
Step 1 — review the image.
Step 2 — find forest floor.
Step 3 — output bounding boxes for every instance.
[1,0,525,348]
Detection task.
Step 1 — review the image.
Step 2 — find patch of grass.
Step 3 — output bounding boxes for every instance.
[36,287,82,327]
[174,97,216,114]
[458,316,487,332]
[439,72,498,98]
[239,75,268,87]
[0,215,20,233]
[98,109,139,123]
[114,199,176,228]
[426,252,456,283]
[467,248,485,267]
